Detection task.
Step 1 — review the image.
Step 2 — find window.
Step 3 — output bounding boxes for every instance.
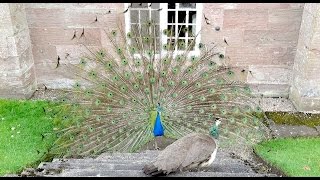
[124,3,203,57]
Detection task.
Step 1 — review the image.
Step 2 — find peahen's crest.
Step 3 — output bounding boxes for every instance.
[47,12,272,158]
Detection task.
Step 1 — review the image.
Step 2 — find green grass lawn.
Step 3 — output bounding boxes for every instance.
[254,137,320,177]
[0,99,59,176]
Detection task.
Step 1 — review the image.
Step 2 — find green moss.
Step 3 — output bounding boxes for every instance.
[266,111,320,127]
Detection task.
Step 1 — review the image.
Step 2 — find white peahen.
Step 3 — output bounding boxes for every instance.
[45,10,272,159]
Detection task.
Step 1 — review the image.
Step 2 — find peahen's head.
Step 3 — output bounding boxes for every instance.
[209,120,221,139]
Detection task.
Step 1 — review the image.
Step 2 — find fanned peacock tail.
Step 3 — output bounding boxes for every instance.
[47,17,272,158]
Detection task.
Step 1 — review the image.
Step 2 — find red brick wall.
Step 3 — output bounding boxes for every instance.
[25,3,304,97]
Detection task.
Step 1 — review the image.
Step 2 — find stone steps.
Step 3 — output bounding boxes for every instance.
[30,150,278,177]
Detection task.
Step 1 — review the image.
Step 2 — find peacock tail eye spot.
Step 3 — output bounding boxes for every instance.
[111,120,116,125]
[117,48,122,54]
[150,77,156,84]
[107,92,113,98]
[209,88,215,94]
[106,106,112,113]
[198,43,204,49]
[124,72,131,79]
[219,54,225,59]
[119,99,125,105]
[163,29,168,35]
[127,32,132,38]
[211,104,217,110]
[220,94,228,101]
[190,56,197,63]
[133,84,139,90]
[255,106,262,113]
[188,94,193,99]
[172,68,179,74]
[199,108,205,114]
[120,85,127,92]
[144,88,150,94]
[186,67,193,74]
[132,98,137,103]
[80,58,87,65]
[130,47,136,53]
[202,72,209,78]
[95,99,101,106]
[200,96,206,101]
[244,86,251,94]
[96,116,102,122]
[176,55,182,61]
[163,44,168,50]
[242,117,248,124]
[144,36,150,43]
[113,75,119,81]
[195,82,201,88]
[187,105,192,110]
[229,117,235,124]
[121,59,128,65]
[147,51,153,57]
[161,71,167,77]
[181,80,188,86]
[159,86,165,92]
[74,82,81,88]
[168,81,175,86]
[227,70,235,76]
[172,93,178,98]
[111,30,117,36]
[89,127,94,132]
[63,116,68,120]
[135,59,141,66]
[102,129,107,134]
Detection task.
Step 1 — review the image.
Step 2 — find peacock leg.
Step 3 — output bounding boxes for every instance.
[154,138,159,150]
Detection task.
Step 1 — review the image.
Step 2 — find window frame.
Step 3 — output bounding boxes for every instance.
[124,3,203,58]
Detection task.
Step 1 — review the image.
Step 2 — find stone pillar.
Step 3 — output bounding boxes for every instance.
[290,4,320,112]
[0,3,36,99]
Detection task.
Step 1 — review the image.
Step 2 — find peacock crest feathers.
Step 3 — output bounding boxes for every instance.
[46,17,272,158]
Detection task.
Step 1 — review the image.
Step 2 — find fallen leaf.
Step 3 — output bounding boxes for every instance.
[303,165,311,171]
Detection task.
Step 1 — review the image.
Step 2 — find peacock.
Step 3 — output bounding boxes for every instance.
[45,13,272,160]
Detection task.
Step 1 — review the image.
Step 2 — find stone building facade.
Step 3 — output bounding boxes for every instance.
[0,3,319,112]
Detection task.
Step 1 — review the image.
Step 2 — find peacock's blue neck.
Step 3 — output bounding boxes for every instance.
[153,104,164,137]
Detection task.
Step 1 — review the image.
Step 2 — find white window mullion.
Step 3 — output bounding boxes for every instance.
[160,3,168,57]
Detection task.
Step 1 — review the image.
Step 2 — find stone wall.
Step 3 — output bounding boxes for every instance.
[0,3,305,101]
[0,3,36,98]
[289,4,320,112]
[24,3,124,89]
[201,3,304,97]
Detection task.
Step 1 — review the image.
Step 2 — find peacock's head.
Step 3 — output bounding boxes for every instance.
[209,120,221,139]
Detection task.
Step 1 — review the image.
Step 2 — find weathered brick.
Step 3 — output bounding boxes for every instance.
[237,3,289,9]
[223,9,268,30]
[26,8,66,28]
[226,46,296,66]
[202,3,239,9]
[65,8,121,28]
[201,28,243,47]
[32,45,58,65]
[268,9,303,31]
[55,45,101,64]
[29,27,101,46]
[247,65,292,85]
[243,30,299,47]
[202,7,224,28]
